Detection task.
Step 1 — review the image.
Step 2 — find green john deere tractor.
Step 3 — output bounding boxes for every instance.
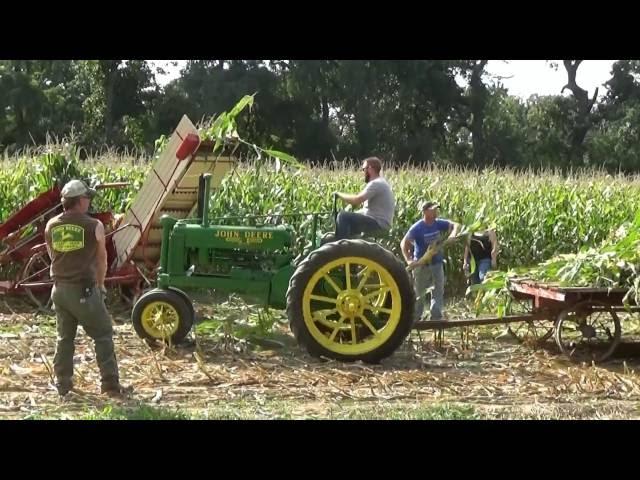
[131,156,414,364]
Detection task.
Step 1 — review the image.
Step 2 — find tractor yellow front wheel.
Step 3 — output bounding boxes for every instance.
[287,239,415,363]
[131,288,194,344]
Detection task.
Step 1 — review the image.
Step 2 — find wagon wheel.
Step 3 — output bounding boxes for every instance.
[554,300,621,363]
[505,298,554,345]
[19,251,53,312]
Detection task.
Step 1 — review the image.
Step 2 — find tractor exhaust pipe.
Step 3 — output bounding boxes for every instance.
[200,173,212,228]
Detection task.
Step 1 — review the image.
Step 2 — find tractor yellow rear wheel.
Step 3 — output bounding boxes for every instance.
[287,239,414,363]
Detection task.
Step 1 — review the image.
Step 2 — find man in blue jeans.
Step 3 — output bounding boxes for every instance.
[401,201,460,322]
[333,157,395,240]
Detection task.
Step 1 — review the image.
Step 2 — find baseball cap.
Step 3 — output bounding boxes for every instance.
[61,180,97,199]
[420,201,440,211]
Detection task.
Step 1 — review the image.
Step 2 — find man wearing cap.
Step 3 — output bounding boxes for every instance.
[44,179,127,397]
[333,157,395,240]
[400,201,460,322]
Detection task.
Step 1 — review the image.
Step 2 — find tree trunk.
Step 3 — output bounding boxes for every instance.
[100,61,120,143]
[355,101,375,157]
[469,60,488,167]
[321,95,329,127]
[14,104,26,145]
[561,60,599,165]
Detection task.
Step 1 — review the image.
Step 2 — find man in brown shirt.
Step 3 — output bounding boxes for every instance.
[45,180,128,397]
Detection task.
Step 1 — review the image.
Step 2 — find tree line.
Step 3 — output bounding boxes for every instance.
[2,60,640,171]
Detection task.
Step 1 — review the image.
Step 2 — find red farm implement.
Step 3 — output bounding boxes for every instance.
[0,115,233,311]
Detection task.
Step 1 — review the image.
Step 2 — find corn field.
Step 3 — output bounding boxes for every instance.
[0,146,146,221]
[3,146,640,293]
[210,161,640,292]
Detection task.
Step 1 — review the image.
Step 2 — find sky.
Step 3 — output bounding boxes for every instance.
[151,60,618,100]
[485,60,616,100]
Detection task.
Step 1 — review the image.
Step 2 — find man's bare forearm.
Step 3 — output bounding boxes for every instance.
[400,238,413,263]
[336,192,362,206]
[449,222,461,238]
[94,222,107,289]
[96,254,107,288]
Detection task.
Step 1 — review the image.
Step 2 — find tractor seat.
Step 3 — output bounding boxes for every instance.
[319,228,391,247]
[353,228,391,241]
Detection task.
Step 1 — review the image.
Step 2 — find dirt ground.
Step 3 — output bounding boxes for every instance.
[1,294,640,420]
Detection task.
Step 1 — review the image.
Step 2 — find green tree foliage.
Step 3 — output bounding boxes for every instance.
[3,59,640,173]
[587,60,640,171]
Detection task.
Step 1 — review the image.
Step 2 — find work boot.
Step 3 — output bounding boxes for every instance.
[101,381,133,398]
[55,380,73,397]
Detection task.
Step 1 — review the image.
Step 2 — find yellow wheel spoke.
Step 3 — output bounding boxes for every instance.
[356,268,373,292]
[373,291,388,308]
[312,308,339,320]
[350,317,357,344]
[320,320,350,330]
[358,315,380,336]
[345,262,351,290]
[367,306,393,315]
[356,266,369,278]
[310,294,338,304]
[363,287,391,300]
[313,309,340,328]
[322,275,342,294]
[329,315,347,342]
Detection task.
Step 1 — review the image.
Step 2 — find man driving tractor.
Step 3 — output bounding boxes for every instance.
[333,157,395,240]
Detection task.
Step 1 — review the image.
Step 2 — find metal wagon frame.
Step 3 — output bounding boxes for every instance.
[414,278,639,363]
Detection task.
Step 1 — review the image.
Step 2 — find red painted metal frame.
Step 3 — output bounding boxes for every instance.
[0,185,145,297]
[508,278,629,309]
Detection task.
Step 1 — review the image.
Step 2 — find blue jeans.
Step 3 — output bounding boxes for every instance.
[413,263,445,321]
[335,211,383,240]
[471,258,492,284]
